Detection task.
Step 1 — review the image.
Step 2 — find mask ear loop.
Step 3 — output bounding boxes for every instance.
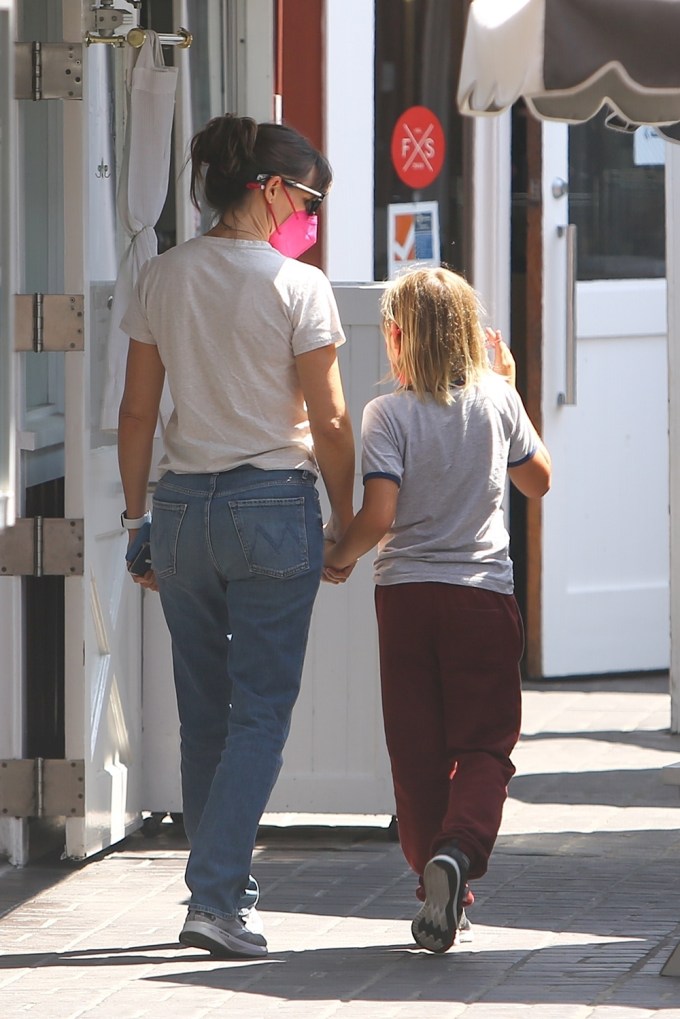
[281,185,297,214]
[246,179,281,233]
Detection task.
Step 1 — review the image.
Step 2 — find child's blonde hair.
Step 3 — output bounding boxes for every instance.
[380,266,488,405]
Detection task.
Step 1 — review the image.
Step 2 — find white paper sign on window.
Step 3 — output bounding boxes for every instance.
[387,201,440,279]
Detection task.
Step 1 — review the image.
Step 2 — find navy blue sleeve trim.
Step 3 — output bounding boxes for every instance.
[508,445,537,468]
[363,471,401,487]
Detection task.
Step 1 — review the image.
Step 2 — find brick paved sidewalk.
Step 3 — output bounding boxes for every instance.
[1,676,680,1019]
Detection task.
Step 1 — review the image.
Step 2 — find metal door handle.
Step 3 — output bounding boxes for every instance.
[557,224,577,406]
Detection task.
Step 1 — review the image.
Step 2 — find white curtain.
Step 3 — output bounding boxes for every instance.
[101,32,178,430]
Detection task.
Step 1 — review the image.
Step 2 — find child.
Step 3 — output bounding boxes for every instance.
[324,267,551,954]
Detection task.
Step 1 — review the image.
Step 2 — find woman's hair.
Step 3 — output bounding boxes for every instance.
[380,266,489,405]
[189,114,332,214]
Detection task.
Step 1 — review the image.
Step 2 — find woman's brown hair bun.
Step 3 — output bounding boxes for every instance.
[190,114,258,210]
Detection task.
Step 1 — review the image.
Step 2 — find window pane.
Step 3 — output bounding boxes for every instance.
[569,113,665,280]
[374,0,469,280]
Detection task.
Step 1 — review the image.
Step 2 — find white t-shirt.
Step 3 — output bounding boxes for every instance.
[121,236,345,475]
[360,374,538,593]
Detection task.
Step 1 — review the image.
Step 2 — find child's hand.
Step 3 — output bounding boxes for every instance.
[486,328,516,387]
[323,540,355,584]
[322,564,354,584]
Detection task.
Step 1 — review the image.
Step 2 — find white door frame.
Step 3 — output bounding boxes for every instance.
[63,0,144,858]
[0,0,26,866]
[666,143,680,733]
[0,0,16,531]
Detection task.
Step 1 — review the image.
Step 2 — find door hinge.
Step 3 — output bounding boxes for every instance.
[14,42,83,101]
[0,759,85,818]
[15,294,85,352]
[0,517,84,577]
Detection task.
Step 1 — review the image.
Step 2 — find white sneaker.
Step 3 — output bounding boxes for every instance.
[179,908,267,958]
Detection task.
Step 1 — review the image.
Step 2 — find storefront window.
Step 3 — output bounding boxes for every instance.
[374,0,469,280]
[569,113,665,280]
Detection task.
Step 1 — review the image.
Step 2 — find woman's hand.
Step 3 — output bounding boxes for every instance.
[128,565,159,592]
[125,527,159,591]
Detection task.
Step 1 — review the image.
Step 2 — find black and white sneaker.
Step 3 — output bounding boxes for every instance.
[411,846,470,953]
[179,908,267,958]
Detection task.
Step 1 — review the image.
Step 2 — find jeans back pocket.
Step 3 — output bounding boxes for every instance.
[229,497,309,579]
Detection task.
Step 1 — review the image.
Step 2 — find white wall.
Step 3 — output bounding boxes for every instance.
[325,0,375,282]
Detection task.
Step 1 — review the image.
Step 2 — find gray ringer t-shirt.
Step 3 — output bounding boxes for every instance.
[361,374,538,593]
[121,236,345,475]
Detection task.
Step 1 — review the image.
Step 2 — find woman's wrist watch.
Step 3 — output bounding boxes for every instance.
[120,510,151,530]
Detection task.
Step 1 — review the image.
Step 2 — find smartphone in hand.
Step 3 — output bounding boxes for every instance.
[125,521,152,576]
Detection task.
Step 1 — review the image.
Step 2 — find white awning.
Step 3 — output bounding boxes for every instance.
[458,0,680,136]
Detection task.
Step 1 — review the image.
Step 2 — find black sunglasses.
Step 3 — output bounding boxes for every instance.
[254,173,326,214]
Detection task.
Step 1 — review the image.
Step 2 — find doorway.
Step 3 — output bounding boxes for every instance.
[510,106,669,680]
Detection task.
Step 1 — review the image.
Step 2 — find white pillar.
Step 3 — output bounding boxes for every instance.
[666,141,680,733]
[471,113,512,341]
[325,0,375,282]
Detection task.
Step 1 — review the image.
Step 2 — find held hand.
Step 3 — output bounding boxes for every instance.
[323,538,356,584]
[486,328,516,387]
[322,564,355,584]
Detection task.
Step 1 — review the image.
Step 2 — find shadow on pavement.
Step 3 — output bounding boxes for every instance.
[0,937,677,1008]
[519,727,680,753]
[508,767,680,807]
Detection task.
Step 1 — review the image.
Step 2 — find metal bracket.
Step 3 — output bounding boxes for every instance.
[15,294,84,352]
[93,6,129,36]
[86,2,141,44]
[15,42,83,101]
[0,517,84,577]
[0,759,85,818]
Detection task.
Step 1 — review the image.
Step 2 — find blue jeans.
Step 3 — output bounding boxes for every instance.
[151,467,323,920]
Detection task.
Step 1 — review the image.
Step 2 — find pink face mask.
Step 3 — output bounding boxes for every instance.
[269,210,318,258]
[268,187,318,258]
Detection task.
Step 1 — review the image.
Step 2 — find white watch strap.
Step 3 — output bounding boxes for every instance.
[121,510,151,530]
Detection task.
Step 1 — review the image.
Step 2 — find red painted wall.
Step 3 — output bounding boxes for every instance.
[276,0,325,268]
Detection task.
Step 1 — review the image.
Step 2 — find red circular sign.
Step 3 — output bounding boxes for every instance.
[390,106,445,189]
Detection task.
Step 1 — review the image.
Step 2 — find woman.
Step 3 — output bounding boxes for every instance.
[117,114,355,959]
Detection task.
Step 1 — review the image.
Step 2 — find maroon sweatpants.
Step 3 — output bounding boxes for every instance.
[375,582,523,885]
